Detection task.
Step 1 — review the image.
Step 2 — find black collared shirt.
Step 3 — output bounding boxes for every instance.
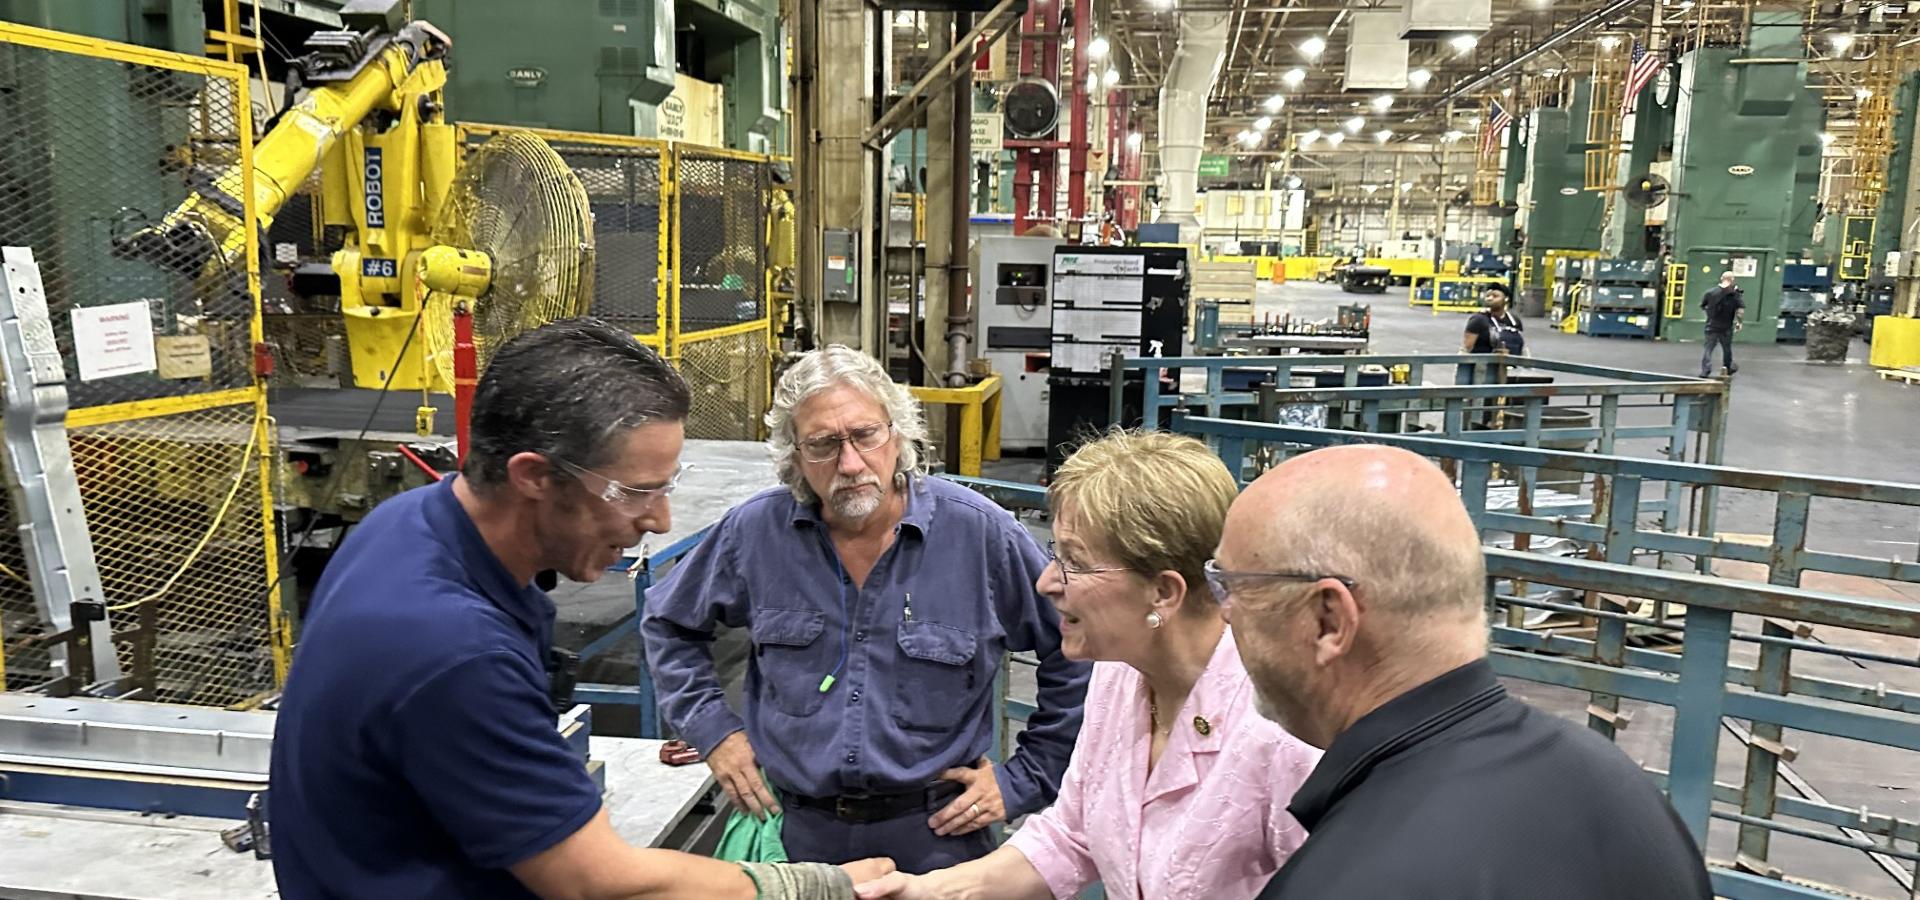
[1259,660,1712,899]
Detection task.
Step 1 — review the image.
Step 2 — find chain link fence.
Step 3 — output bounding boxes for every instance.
[0,26,282,705]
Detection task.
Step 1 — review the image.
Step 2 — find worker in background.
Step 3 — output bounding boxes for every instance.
[851,431,1320,900]
[1462,284,1525,355]
[1701,272,1745,377]
[643,346,1091,874]
[1216,445,1713,899]
[270,318,890,900]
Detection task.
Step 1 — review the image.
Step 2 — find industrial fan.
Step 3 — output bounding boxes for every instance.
[418,132,596,401]
[1626,173,1671,209]
[1004,77,1061,139]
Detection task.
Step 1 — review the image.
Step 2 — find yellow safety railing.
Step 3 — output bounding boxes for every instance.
[0,22,283,704]
[1665,262,1689,319]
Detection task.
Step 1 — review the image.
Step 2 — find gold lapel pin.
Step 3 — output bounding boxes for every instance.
[1193,716,1212,737]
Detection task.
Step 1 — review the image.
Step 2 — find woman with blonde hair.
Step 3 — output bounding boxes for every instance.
[856,430,1320,900]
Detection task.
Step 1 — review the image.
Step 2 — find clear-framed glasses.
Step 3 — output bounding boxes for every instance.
[799,421,896,463]
[1203,558,1356,612]
[553,458,688,517]
[1046,540,1130,585]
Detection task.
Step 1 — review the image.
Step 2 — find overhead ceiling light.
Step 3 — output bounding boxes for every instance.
[1857,86,1874,99]
[1087,73,1099,94]
[1401,181,1414,192]
[1301,128,1322,148]
[1599,35,1621,52]
[1254,116,1274,131]
[1372,94,1395,112]
[1300,36,1327,59]
[1830,34,1855,54]
[1408,68,1433,88]
[1286,175,1304,189]
[1363,184,1380,194]
[1326,132,1346,146]
[1264,94,1285,112]
[1103,68,1121,87]
[1345,116,1365,133]
[1089,36,1110,59]
[1501,87,1514,96]
[1444,129,1465,142]
[1375,128,1393,142]
[1127,131,1143,149]
[1241,130,1262,147]
[1819,131,1836,146]
[1450,34,1478,53]
[893,11,914,25]
[1283,68,1307,88]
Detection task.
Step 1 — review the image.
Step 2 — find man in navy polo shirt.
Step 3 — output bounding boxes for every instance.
[270,318,889,900]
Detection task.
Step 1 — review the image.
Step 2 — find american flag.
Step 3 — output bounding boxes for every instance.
[1482,100,1513,156]
[1619,39,1664,118]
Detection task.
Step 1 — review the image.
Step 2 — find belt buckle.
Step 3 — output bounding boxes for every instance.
[835,796,858,820]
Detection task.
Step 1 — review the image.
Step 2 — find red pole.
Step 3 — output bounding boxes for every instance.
[1013,1,1039,234]
[1068,0,1090,224]
[453,301,476,468]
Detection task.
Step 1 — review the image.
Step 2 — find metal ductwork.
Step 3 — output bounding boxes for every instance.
[1155,12,1231,231]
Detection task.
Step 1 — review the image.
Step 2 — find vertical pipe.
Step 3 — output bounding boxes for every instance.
[453,302,476,466]
[1069,0,1091,224]
[948,12,974,386]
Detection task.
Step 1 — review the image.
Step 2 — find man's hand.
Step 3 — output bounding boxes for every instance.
[928,757,1005,837]
[840,858,897,885]
[705,731,780,820]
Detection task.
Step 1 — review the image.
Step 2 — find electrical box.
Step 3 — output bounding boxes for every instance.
[822,230,859,303]
[1399,0,1490,38]
[975,236,1059,451]
[1346,11,1410,90]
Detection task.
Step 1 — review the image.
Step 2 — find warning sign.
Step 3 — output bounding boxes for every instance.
[156,335,213,380]
[70,301,156,382]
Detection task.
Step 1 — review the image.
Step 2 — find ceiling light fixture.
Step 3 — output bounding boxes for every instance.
[1255,116,1274,131]
[1830,34,1855,54]
[1376,128,1393,143]
[1346,116,1365,133]
[1283,68,1307,88]
[1089,36,1110,58]
[1300,36,1327,59]
[1408,68,1433,88]
[1287,175,1303,189]
[1326,132,1346,146]
[1372,94,1395,112]
[1819,131,1836,146]
[1599,35,1621,52]
[1103,68,1120,87]
[1264,94,1285,112]
[1450,34,1478,53]
[1241,130,1262,147]
[1127,131,1143,149]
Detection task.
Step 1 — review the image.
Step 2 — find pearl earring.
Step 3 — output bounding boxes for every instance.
[1146,611,1164,629]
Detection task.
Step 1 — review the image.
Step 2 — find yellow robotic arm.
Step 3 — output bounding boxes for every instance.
[113,4,449,285]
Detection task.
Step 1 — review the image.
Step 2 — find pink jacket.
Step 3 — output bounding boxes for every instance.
[1006,628,1321,899]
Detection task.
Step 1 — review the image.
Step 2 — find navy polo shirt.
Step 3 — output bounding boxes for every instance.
[270,476,602,900]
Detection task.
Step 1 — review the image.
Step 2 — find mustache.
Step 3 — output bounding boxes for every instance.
[830,474,883,493]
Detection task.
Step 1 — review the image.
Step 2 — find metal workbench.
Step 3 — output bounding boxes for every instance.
[0,737,719,900]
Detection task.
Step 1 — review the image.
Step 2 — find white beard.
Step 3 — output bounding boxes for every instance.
[828,476,884,520]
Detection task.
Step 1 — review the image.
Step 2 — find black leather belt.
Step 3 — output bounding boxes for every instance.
[780,781,964,824]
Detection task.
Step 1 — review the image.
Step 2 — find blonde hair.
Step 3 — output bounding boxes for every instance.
[765,345,930,504]
[1049,430,1239,608]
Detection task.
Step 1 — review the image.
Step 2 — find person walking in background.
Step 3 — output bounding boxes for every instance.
[1701,272,1744,377]
[1463,285,1525,355]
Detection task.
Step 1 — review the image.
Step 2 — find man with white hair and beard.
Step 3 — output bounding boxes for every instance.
[643,346,1090,874]
[1215,444,1712,899]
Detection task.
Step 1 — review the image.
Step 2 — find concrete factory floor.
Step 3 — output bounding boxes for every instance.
[562,277,1920,898]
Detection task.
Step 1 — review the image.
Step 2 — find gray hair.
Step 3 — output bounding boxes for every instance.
[765,345,930,504]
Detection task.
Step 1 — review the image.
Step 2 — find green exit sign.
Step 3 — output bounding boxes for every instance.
[1197,155,1231,178]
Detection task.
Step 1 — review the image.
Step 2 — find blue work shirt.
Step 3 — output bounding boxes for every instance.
[270,476,602,900]
[641,476,1091,819]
